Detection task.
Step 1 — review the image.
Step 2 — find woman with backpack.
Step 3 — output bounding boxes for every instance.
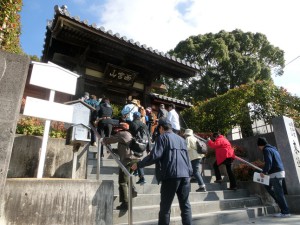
[184,129,207,192]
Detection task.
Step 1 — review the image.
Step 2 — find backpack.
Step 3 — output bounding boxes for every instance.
[196,138,208,154]
[130,125,150,157]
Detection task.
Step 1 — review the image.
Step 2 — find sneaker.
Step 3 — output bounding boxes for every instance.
[116,202,128,210]
[132,190,138,198]
[136,178,146,184]
[214,180,222,183]
[196,187,207,192]
[132,171,138,176]
[91,142,97,147]
[273,213,291,218]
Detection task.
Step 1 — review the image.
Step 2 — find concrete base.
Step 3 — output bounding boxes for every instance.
[0,178,113,225]
[286,195,300,214]
[9,135,88,179]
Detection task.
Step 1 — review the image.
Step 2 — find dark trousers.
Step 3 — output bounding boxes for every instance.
[159,177,192,225]
[97,122,112,156]
[118,162,138,203]
[265,177,290,214]
[213,158,237,188]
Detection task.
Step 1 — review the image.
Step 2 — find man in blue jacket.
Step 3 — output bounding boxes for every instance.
[131,118,193,225]
[257,137,290,217]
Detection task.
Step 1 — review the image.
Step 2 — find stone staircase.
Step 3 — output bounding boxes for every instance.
[87,145,277,225]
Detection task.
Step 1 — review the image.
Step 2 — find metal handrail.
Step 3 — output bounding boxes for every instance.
[193,133,263,172]
[90,123,134,225]
[234,156,263,172]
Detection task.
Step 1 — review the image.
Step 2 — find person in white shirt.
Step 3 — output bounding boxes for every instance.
[166,103,180,134]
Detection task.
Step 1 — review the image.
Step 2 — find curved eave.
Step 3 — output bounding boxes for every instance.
[42,6,200,79]
[149,93,193,108]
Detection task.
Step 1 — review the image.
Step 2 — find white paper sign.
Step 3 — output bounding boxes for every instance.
[253,172,270,185]
[24,97,74,123]
[30,61,79,95]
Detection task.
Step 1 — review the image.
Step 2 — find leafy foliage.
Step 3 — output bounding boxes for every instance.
[0,0,23,54]
[233,160,264,181]
[232,145,248,157]
[168,29,285,101]
[182,80,300,136]
[16,117,67,138]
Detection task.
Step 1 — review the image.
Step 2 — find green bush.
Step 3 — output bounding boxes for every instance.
[16,117,67,138]
[233,160,264,181]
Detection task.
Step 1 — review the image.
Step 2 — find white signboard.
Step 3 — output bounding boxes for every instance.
[71,102,90,126]
[24,97,74,123]
[283,116,300,176]
[253,172,270,185]
[30,61,79,95]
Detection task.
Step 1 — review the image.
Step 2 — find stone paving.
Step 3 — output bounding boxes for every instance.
[224,214,300,225]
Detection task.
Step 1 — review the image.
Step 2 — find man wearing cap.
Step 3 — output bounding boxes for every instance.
[121,99,139,122]
[131,118,193,225]
[102,122,138,210]
[183,129,206,192]
[257,137,290,218]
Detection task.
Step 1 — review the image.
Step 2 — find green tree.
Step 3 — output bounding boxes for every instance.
[0,0,23,54]
[182,80,300,137]
[169,29,285,101]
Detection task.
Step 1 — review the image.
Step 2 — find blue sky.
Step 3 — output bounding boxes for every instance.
[21,0,300,97]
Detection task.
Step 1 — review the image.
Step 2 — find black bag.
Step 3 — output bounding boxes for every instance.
[196,138,207,154]
[130,125,149,157]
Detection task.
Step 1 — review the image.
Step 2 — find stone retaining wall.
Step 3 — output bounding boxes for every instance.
[8,135,87,179]
[1,179,113,225]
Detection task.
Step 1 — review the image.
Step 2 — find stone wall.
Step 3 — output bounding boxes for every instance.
[1,179,113,225]
[230,133,276,162]
[0,51,30,202]
[8,135,87,179]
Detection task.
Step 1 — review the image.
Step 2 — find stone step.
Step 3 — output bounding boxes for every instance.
[114,206,277,225]
[113,189,250,207]
[87,168,215,183]
[113,197,263,224]
[88,175,230,193]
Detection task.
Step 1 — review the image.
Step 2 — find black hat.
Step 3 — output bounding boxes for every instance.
[257,137,268,146]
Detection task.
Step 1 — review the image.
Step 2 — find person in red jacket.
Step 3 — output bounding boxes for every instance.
[207,132,237,190]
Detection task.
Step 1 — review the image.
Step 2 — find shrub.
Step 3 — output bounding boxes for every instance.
[16,116,67,138]
[232,145,248,157]
[233,160,264,181]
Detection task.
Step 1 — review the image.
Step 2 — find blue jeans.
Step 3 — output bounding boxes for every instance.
[265,177,290,214]
[159,177,192,225]
[137,167,145,177]
[191,159,205,186]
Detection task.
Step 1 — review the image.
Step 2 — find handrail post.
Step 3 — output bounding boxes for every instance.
[128,175,133,224]
[96,137,101,180]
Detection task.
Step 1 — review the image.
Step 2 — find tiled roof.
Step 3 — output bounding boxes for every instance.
[149,93,193,107]
[46,5,200,71]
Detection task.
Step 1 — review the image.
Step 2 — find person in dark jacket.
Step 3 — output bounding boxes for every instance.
[131,118,193,225]
[103,122,138,210]
[96,97,113,157]
[257,137,290,217]
[129,111,150,184]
